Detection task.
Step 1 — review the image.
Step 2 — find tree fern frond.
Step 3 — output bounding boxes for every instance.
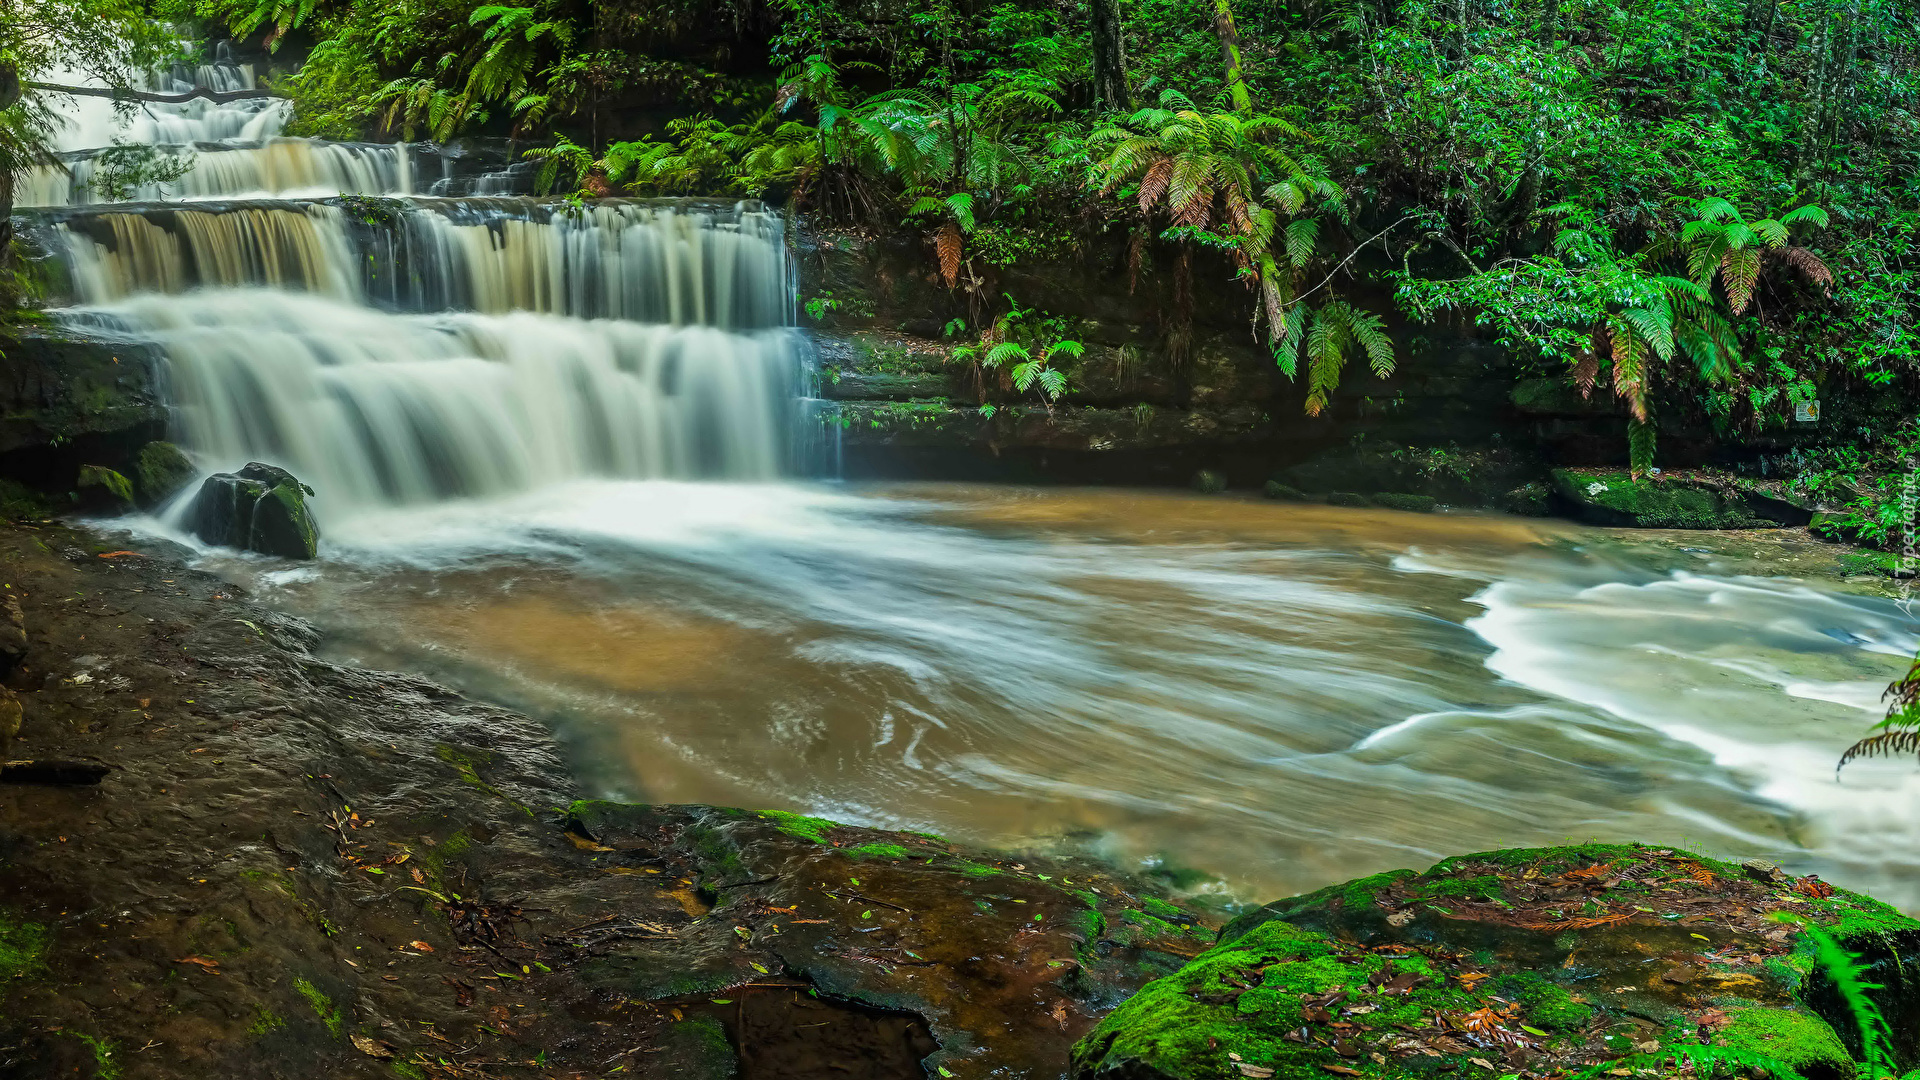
[1751,217,1788,246]
[1719,246,1762,313]
[1780,204,1830,229]
[1779,247,1834,294]
[1284,218,1319,268]
[984,341,1030,367]
[1137,157,1174,213]
[1695,197,1741,224]
[1619,306,1675,362]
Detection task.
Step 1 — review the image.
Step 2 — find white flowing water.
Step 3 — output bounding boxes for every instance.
[38,59,1920,912]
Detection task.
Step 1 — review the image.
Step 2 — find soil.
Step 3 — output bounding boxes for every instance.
[0,521,1213,1080]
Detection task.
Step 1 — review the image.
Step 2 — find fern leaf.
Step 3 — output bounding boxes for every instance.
[1619,306,1675,362]
[1695,197,1741,224]
[1303,308,1347,416]
[1779,247,1834,294]
[1137,157,1174,214]
[1168,155,1215,228]
[1719,247,1762,313]
[984,341,1030,367]
[1045,340,1086,362]
[1628,418,1656,476]
[1608,315,1650,421]
[1284,218,1319,269]
[936,223,963,288]
[1751,218,1788,247]
[1780,204,1830,229]
[945,192,976,233]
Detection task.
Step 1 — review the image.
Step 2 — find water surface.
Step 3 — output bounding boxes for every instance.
[180,482,1920,909]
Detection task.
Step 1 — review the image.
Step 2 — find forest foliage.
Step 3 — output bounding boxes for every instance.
[10,0,1920,472]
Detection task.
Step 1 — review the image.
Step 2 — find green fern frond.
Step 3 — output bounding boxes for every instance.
[1695,197,1742,224]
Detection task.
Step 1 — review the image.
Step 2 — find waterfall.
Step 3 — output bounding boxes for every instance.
[35,63,814,527]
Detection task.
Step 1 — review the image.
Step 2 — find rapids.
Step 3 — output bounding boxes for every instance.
[32,52,1920,915]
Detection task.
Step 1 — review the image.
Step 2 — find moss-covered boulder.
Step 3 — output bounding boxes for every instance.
[1074,844,1920,1080]
[134,441,197,508]
[75,464,134,508]
[1370,492,1437,513]
[187,462,319,559]
[1550,468,1764,529]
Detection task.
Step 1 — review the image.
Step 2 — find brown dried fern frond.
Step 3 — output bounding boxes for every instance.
[935,223,962,288]
[1778,246,1834,294]
[1840,730,1920,768]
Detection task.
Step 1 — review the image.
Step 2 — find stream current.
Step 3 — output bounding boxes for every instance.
[28,58,1920,911]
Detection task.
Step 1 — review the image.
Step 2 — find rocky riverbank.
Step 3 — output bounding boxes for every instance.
[1,518,1915,1080]
[0,519,1215,1080]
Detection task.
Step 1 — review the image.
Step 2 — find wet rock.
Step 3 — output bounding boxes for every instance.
[1744,858,1791,884]
[1074,844,1920,1080]
[76,464,134,508]
[1501,480,1551,516]
[1262,480,1305,501]
[1370,492,1436,513]
[1326,491,1369,507]
[187,462,320,559]
[565,802,1216,1077]
[1551,468,1762,529]
[135,441,197,507]
[1279,443,1542,509]
[1192,470,1226,494]
[0,687,18,772]
[0,592,25,676]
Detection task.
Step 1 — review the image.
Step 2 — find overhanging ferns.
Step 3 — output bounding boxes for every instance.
[1089,88,1395,416]
[1840,652,1920,769]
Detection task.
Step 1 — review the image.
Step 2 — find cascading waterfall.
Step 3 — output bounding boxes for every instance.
[21,139,416,208]
[36,62,813,524]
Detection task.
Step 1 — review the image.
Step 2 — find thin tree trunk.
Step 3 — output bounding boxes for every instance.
[1,63,17,282]
[1538,0,1559,45]
[1091,0,1128,112]
[1212,0,1253,112]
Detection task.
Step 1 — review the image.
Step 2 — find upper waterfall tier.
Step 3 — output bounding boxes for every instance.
[41,58,287,154]
[34,198,792,329]
[18,139,535,208]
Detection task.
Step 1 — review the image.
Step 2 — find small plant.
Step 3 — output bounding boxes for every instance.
[952,296,1082,410]
[1841,650,1920,769]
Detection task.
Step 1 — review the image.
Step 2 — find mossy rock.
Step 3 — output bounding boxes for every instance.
[1076,844,1919,1080]
[1326,491,1369,507]
[75,465,134,507]
[1551,468,1763,529]
[1192,470,1227,494]
[186,462,319,559]
[1370,492,1437,513]
[1501,481,1551,517]
[653,1016,739,1080]
[134,441,197,507]
[1262,480,1305,501]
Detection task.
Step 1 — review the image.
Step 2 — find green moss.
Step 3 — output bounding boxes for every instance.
[1488,972,1593,1031]
[848,842,911,859]
[435,745,532,816]
[1718,1008,1852,1074]
[249,1006,286,1038]
[76,1033,120,1080]
[77,464,134,504]
[135,441,196,505]
[0,479,56,521]
[293,977,344,1038]
[1074,920,1488,1080]
[1551,468,1759,529]
[390,1062,429,1080]
[1264,479,1306,500]
[756,810,836,844]
[1371,492,1438,513]
[0,909,50,979]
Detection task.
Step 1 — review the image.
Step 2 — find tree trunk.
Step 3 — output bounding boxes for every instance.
[1092,0,1129,112]
[1,62,17,282]
[1212,0,1253,112]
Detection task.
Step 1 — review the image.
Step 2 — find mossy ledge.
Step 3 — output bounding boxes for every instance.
[1074,843,1920,1080]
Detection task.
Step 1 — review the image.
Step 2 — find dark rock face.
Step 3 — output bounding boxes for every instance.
[188,462,319,558]
[1072,843,1920,1080]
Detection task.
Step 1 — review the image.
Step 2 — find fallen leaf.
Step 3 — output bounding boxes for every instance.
[407,940,434,952]
[1470,1059,1496,1070]
[1235,1065,1275,1078]
[174,956,220,971]
[1321,1066,1362,1077]
[350,1036,394,1059]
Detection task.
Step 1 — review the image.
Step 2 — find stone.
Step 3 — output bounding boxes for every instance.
[187,462,320,559]
[1551,467,1763,529]
[1262,480,1305,501]
[1074,843,1920,1080]
[1370,492,1437,513]
[134,441,197,508]
[1192,469,1226,494]
[1502,480,1552,516]
[1743,858,1791,884]
[76,465,134,507]
[0,593,25,677]
[1326,491,1369,507]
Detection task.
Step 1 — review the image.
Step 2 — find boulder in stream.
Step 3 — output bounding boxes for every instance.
[1073,843,1920,1080]
[187,462,319,559]
[134,440,197,508]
